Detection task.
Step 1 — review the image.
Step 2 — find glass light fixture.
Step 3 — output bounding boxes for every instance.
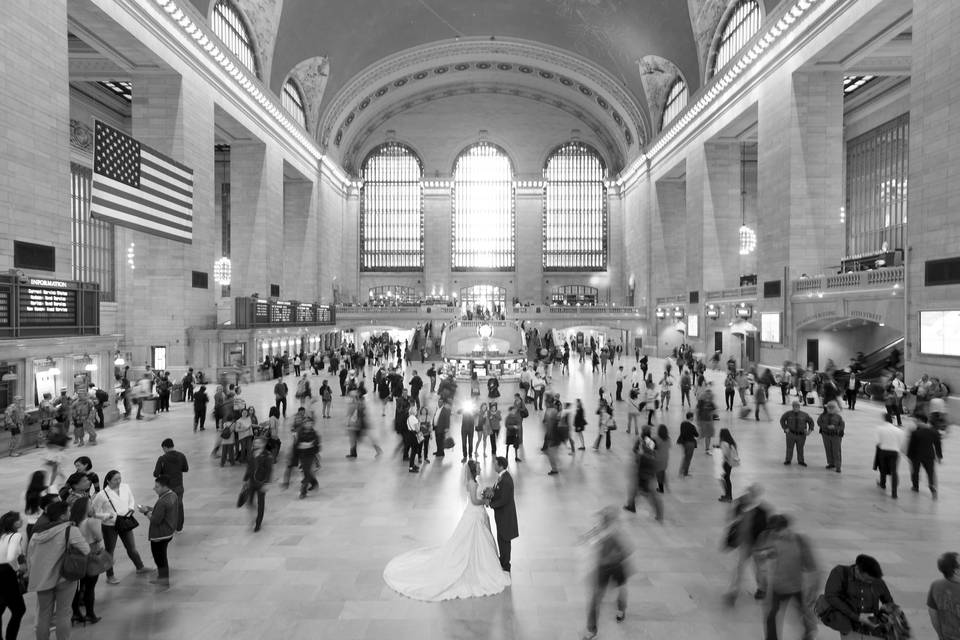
[738,225,757,255]
[44,357,60,376]
[113,351,125,366]
[83,354,97,371]
[214,257,232,285]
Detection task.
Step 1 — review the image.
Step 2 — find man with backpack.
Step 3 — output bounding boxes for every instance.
[88,383,109,429]
[757,514,819,640]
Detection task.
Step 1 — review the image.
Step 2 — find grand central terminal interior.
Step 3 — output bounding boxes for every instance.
[1,0,959,639]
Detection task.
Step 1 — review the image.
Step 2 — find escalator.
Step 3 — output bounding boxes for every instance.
[856,337,904,381]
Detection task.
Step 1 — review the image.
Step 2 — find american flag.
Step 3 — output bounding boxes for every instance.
[91,121,193,243]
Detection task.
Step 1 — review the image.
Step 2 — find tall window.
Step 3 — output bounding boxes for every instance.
[282,79,307,129]
[662,78,688,130]
[212,0,258,77]
[452,143,515,270]
[360,143,424,271]
[712,0,762,77]
[845,114,909,257]
[543,142,607,270]
[70,163,115,301]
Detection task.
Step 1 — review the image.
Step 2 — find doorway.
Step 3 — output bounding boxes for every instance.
[459,285,506,316]
[806,339,819,371]
[745,335,756,364]
[714,331,723,354]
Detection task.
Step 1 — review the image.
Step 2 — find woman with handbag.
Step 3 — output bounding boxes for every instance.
[0,511,27,640]
[68,498,108,626]
[91,470,149,585]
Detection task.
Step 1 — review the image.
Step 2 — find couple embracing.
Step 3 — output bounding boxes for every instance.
[383,456,518,601]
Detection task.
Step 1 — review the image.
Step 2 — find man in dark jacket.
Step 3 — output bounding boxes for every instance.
[487,457,518,573]
[907,416,943,498]
[138,475,179,587]
[434,399,451,459]
[154,439,189,532]
[780,401,815,466]
[192,385,209,431]
[409,371,423,411]
[240,437,274,531]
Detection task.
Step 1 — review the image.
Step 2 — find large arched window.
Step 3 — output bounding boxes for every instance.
[360,143,424,271]
[452,143,515,270]
[662,78,688,130]
[281,79,307,129]
[212,0,259,77]
[711,0,762,77]
[543,142,607,270]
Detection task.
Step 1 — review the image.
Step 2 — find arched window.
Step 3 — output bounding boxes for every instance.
[543,142,606,270]
[662,78,688,130]
[452,143,515,270]
[368,285,420,305]
[212,0,259,77]
[282,79,307,129]
[360,143,424,271]
[712,0,762,77]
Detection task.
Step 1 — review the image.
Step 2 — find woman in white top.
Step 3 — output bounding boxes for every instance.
[91,470,149,584]
[0,511,26,639]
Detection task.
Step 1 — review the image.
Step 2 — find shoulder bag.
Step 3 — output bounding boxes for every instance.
[60,526,88,581]
[105,490,139,534]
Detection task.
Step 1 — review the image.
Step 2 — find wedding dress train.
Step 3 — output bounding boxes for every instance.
[383,482,511,601]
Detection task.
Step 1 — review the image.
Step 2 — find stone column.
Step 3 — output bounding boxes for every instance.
[0,2,71,275]
[282,177,315,301]
[697,142,743,292]
[757,69,844,283]
[122,72,216,366]
[652,178,687,300]
[904,0,960,382]
[229,141,283,298]
[515,185,544,303]
[422,183,452,298]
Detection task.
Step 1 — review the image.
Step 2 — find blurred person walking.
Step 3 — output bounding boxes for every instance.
[580,506,634,639]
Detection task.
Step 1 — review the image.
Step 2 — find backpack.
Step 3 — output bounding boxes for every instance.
[95,388,109,405]
[321,386,332,402]
[220,423,233,440]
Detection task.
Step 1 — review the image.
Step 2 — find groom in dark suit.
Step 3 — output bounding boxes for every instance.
[488,456,519,573]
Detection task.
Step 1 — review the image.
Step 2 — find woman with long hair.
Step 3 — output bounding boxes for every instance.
[24,471,48,541]
[69,497,104,625]
[0,511,27,640]
[717,429,739,502]
[91,470,149,585]
[474,403,490,459]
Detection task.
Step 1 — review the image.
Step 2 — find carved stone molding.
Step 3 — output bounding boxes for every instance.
[287,56,329,139]
[319,37,648,151]
[234,0,284,85]
[70,119,94,154]
[639,56,685,134]
[342,83,624,174]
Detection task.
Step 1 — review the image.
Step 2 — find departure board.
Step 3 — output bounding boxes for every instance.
[235,297,335,328]
[19,279,78,326]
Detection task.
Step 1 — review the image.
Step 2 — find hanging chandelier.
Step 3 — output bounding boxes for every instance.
[213,257,232,286]
[738,225,756,255]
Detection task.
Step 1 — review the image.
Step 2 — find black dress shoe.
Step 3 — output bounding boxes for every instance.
[798,462,807,467]
[85,615,101,624]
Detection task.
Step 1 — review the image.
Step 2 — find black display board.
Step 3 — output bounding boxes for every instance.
[234,297,335,329]
[0,276,99,338]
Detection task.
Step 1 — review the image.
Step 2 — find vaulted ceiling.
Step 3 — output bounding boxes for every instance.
[184,0,782,167]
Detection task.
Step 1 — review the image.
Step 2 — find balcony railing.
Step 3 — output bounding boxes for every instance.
[655,295,685,305]
[334,305,647,321]
[792,266,904,296]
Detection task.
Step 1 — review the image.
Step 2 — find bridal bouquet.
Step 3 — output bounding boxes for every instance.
[481,486,496,501]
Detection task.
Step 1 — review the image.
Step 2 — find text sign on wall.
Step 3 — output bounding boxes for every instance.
[19,279,78,326]
[234,297,335,328]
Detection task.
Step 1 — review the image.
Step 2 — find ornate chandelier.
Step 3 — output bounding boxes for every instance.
[213,257,232,286]
[738,225,756,255]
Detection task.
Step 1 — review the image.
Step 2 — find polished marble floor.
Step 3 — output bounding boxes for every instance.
[2,356,955,639]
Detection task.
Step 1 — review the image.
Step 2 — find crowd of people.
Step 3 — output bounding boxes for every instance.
[0,336,955,640]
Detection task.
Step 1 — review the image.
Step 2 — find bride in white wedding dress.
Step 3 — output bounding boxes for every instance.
[383,460,511,601]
